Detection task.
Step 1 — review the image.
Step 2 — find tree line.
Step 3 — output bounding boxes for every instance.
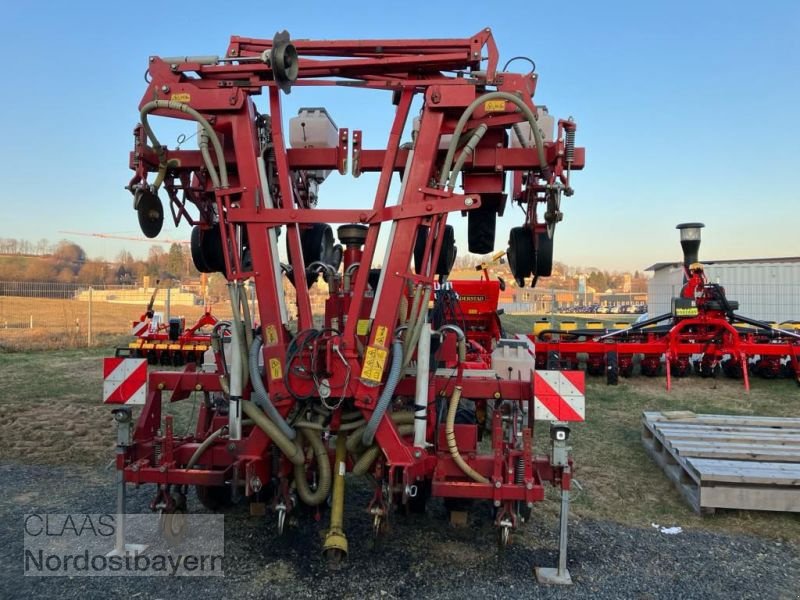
[0,240,197,285]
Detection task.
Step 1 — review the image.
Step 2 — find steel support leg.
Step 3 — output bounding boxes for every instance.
[107,408,147,557]
[535,481,573,585]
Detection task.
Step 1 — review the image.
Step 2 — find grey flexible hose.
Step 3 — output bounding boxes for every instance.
[241,400,304,466]
[249,336,296,440]
[447,123,488,190]
[293,427,332,506]
[361,340,404,447]
[140,100,229,188]
[440,91,547,189]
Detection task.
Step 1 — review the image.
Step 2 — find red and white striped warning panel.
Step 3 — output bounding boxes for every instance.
[131,320,149,337]
[103,358,148,405]
[533,370,585,422]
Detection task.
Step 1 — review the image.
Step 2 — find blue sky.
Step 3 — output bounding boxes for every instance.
[0,0,797,271]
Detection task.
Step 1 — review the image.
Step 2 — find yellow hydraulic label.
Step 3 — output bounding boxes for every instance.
[356,319,370,336]
[170,92,191,103]
[675,307,699,317]
[264,324,279,346]
[268,358,283,380]
[484,99,506,112]
[362,346,388,384]
[374,325,388,347]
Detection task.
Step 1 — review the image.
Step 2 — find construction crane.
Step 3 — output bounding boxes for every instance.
[58,230,190,245]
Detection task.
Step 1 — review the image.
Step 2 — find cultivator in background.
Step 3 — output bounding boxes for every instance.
[532,223,800,390]
[106,29,587,583]
[116,280,220,366]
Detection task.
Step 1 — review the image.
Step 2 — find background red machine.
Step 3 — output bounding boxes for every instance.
[532,223,800,390]
[107,29,585,581]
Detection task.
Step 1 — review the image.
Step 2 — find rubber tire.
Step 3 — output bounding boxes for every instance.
[534,231,554,277]
[190,226,212,273]
[507,226,535,285]
[467,204,497,254]
[414,224,455,277]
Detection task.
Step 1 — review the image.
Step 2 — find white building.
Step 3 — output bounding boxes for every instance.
[646,257,800,322]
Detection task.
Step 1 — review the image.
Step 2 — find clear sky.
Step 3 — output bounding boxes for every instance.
[0,0,797,272]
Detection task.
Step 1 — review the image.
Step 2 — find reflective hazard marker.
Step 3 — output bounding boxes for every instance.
[103,357,148,405]
[533,370,585,422]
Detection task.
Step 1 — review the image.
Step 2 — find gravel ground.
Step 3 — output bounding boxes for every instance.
[1,463,798,600]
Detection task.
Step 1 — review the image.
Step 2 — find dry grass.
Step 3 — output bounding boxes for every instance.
[500,314,800,540]
[0,296,232,352]
[2,318,799,541]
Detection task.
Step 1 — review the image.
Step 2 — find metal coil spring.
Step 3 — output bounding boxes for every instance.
[153,432,162,466]
[515,455,525,484]
[565,128,576,163]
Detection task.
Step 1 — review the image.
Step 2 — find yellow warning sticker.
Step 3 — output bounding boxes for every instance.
[484,99,506,112]
[356,319,371,336]
[264,324,278,346]
[362,346,388,384]
[170,92,191,103]
[268,358,283,380]
[374,325,388,347]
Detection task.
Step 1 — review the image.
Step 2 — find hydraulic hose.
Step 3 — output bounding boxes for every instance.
[293,418,366,432]
[249,336,296,440]
[293,427,332,506]
[403,287,430,368]
[241,400,304,466]
[447,123,488,190]
[238,282,254,359]
[436,324,467,363]
[346,411,414,454]
[185,426,225,470]
[361,340,404,447]
[446,386,489,484]
[140,100,229,189]
[229,284,250,390]
[352,424,414,476]
[185,419,253,469]
[440,91,547,189]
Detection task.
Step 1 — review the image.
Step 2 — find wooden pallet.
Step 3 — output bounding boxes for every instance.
[641,411,800,514]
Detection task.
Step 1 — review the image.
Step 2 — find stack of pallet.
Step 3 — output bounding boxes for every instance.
[641,411,800,514]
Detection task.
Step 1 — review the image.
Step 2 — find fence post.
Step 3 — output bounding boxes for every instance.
[87,286,93,347]
[166,287,171,323]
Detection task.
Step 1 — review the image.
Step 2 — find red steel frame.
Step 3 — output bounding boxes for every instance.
[121,29,584,523]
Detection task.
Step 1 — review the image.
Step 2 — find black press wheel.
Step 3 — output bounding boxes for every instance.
[467,204,497,254]
[507,226,535,286]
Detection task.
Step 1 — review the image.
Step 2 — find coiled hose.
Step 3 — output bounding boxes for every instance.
[446,386,488,484]
[241,400,304,466]
[249,335,296,440]
[361,340,404,447]
[293,427,332,506]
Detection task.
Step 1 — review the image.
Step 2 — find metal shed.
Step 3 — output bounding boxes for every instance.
[646,258,800,322]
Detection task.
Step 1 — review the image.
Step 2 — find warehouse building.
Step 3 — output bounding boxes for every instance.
[646,257,800,322]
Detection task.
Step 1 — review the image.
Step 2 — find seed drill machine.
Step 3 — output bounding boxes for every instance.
[108,28,586,582]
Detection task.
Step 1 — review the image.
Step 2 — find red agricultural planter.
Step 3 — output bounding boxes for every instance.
[532,224,800,391]
[106,28,586,583]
